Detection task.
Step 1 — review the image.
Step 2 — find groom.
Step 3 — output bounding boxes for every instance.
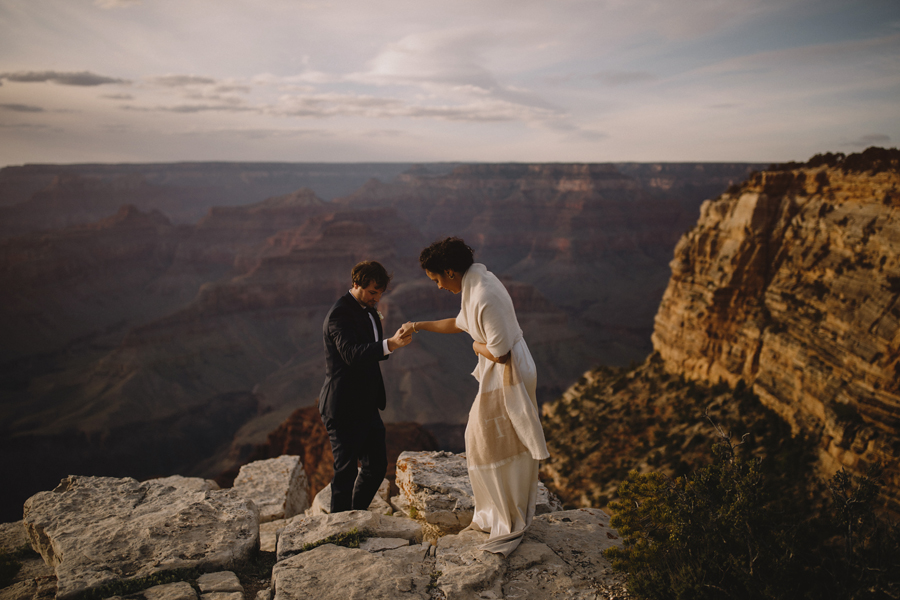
[319,260,411,512]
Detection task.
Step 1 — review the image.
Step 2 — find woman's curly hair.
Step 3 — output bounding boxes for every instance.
[419,237,474,274]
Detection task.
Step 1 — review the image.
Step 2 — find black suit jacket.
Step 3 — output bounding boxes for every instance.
[318,292,388,424]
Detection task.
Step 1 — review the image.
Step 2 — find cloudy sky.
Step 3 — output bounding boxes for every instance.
[0,0,897,165]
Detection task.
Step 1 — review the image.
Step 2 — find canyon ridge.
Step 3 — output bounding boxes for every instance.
[0,159,762,521]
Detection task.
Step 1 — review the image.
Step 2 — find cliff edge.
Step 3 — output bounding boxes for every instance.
[652,148,900,511]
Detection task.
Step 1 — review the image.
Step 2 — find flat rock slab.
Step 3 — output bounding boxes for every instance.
[233,455,309,523]
[276,511,422,561]
[271,508,624,600]
[395,451,563,533]
[149,476,220,493]
[143,582,198,600]
[23,476,259,600]
[197,572,242,593]
[431,508,624,599]
[358,538,409,553]
[272,544,433,600]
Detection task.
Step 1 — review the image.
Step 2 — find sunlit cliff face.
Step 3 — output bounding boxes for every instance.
[651,150,900,513]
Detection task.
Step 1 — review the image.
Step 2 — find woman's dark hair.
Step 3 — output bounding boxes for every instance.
[351,260,391,289]
[419,237,474,274]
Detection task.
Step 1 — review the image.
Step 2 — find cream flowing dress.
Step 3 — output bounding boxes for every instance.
[456,263,550,556]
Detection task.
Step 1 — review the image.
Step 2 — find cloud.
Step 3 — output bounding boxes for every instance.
[122,102,257,114]
[593,70,658,86]
[844,133,891,148]
[149,75,218,87]
[102,93,135,100]
[94,0,142,8]
[0,71,128,86]
[0,103,44,113]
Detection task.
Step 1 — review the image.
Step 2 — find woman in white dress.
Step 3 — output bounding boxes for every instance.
[403,237,549,556]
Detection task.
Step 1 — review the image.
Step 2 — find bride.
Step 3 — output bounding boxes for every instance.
[402,237,549,556]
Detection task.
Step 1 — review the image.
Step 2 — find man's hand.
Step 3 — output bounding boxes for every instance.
[387,326,413,352]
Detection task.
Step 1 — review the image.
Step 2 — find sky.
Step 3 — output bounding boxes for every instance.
[0,0,897,166]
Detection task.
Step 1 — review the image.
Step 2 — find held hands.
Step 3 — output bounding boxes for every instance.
[387,325,413,352]
[399,321,417,337]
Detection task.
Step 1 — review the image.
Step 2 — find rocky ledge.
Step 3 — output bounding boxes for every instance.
[2,451,627,600]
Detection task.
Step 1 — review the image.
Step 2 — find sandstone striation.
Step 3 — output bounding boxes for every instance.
[651,148,900,511]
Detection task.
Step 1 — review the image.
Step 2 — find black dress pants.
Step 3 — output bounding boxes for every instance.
[323,413,387,512]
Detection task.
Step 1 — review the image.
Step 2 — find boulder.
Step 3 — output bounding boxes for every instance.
[232,456,309,523]
[22,476,259,600]
[307,479,392,516]
[394,451,563,533]
[394,451,473,531]
[276,511,423,561]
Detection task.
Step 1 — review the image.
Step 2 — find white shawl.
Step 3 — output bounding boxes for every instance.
[456,263,549,467]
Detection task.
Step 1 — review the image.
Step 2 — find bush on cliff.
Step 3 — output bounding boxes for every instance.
[604,430,900,600]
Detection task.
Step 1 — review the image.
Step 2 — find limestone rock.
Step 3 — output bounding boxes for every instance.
[143,582,198,600]
[276,511,422,561]
[358,538,409,553]
[395,451,564,532]
[197,572,242,594]
[271,508,623,600]
[0,577,57,600]
[272,544,432,600]
[395,451,474,532]
[150,476,220,493]
[232,455,309,523]
[258,519,285,553]
[200,593,242,600]
[536,482,565,514]
[22,476,259,600]
[0,521,28,552]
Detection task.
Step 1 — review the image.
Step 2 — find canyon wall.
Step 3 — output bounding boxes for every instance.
[540,148,900,514]
[652,148,900,510]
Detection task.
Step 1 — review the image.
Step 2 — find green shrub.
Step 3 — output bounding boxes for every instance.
[603,431,900,600]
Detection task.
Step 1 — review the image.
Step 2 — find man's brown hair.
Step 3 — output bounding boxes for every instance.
[351,261,391,290]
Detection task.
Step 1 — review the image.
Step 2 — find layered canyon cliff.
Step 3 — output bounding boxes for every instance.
[542,148,900,513]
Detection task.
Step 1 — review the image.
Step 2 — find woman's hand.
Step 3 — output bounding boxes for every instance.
[399,321,417,337]
[472,341,509,364]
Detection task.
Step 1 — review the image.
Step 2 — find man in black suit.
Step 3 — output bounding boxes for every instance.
[319,261,411,512]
